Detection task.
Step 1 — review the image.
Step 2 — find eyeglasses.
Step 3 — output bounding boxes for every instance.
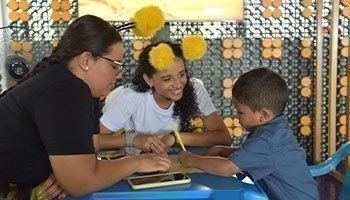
[99,56,123,73]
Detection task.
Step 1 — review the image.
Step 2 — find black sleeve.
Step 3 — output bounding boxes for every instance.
[34,80,95,155]
[92,98,102,133]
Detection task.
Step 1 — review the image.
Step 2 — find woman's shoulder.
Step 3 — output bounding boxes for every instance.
[190,78,210,95]
[109,84,144,97]
[27,65,89,97]
[36,63,88,91]
[190,78,204,86]
[105,84,146,105]
[190,78,205,90]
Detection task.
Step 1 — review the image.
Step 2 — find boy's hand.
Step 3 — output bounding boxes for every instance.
[203,145,236,157]
[178,151,195,167]
[203,146,224,156]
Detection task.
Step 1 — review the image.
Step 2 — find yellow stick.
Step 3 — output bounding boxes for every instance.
[172,124,186,151]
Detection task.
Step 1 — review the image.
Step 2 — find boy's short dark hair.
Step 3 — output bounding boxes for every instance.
[232,68,289,115]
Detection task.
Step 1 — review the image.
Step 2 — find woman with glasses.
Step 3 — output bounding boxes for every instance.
[99,55,123,73]
[0,15,170,199]
[96,41,231,155]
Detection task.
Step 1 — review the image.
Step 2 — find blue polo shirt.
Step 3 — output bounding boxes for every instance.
[229,115,319,200]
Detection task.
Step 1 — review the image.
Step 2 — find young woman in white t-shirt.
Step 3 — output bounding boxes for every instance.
[96,41,231,154]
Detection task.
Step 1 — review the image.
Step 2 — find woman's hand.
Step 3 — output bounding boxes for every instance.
[38,173,66,200]
[136,153,171,173]
[133,135,168,154]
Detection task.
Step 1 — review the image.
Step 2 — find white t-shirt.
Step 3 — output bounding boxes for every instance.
[101,78,216,135]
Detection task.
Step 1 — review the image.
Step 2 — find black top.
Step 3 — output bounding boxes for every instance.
[0,64,95,186]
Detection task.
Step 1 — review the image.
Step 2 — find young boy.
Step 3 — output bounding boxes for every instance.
[178,68,319,200]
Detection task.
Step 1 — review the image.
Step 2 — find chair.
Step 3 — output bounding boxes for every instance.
[309,142,350,200]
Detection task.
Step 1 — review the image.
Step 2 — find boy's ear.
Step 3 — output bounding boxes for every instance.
[258,108,273,123]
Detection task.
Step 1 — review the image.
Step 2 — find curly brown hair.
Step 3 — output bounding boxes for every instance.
[130,41,202,131]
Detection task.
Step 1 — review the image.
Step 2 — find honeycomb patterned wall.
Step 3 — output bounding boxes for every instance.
[2,0,350,162]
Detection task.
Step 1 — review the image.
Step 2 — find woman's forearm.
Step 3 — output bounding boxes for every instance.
[50,155,140,197]
[50,153,170,197]
[94,134,125,150]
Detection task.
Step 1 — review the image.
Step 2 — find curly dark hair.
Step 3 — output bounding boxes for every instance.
[131,41,201,131]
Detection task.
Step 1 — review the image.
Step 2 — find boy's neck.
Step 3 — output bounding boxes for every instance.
[249,114,282,133]
[259,113,282,127]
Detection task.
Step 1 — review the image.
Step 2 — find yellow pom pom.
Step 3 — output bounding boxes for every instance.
[149,43,175,71]
[131,6,165,38]
[182,35,207,61]
[131,27,156,38]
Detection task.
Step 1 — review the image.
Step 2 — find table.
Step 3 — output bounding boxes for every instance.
[77,173,267,200]
[70,147,268,200]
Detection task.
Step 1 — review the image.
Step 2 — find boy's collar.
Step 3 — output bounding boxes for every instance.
[266,114,285,124]
[249,114,285,135]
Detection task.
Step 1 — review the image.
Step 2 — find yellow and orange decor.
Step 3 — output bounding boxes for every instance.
[301,38,312,58]
[301,0,313,19]
[222,38,243,60]
[51,0,72,22]
[133,40,151,60]
[262,0,282,19]
[7,0,30,22]
[10,40,33,62]
[224,117,243,138]
[262,38,282,59]
[342,0,350,17]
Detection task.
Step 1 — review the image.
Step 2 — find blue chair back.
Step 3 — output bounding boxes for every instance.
[309,142,350,200]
